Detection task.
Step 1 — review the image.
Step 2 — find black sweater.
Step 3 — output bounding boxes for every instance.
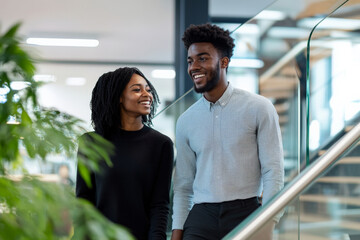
[76,126,174,240]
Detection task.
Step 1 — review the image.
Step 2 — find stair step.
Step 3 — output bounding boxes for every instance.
[274,101,290,114]
[337,156,360,164]
[318,141,360,156]
[317,176,360,184]
[274,232,331,240]
[298,213,360,231]
[300,194,360,206]
[316,155,360,164]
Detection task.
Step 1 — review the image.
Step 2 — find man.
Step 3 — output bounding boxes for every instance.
[171,23,284,240]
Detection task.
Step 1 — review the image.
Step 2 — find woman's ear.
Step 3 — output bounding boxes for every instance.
[221,57,230,69]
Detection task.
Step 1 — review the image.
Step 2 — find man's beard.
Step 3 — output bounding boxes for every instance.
[194,63,220,93]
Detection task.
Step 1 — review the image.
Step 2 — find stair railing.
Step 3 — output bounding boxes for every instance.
[223,122,360,240]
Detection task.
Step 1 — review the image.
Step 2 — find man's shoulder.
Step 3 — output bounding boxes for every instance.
[178,98,204,120]
[232,88,273,106]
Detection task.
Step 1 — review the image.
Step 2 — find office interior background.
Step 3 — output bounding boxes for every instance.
[1,0,281,180]
[1,0,360,239]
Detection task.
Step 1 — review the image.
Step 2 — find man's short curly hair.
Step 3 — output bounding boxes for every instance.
[182,23,235,59]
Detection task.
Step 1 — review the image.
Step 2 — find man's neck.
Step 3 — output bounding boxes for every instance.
[203,79,228,103]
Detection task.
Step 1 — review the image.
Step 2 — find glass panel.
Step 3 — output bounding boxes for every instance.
[151,88,197,236]
[224,136,360,240]
[221,0,358,239]
[276,138,360,240]
[307,0,360,164]
[216,0,357,186]
[152,87,196,141]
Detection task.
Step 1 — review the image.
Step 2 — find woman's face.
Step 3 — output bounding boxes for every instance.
[120,73,153,119]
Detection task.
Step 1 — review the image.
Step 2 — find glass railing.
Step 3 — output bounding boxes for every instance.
[222,0,348,184]
[305,1,360,164]
[151,87,197,235]
[224,123,360,240]
[221,0,360,239]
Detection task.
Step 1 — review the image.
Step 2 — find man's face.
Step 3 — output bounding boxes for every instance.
[187,42,221,93]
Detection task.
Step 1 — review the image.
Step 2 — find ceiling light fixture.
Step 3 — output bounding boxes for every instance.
[233,24,260,35]
[267,27,310,39]
[298,17,360,30]
[254,10,287,21]
[66,77,86,86]
[34,74,56,83]
[151,70,176,79]
[229,58,264,69]
[26,37,99,47]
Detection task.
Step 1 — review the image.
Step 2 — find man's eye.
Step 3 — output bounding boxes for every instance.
[199,57,206,61]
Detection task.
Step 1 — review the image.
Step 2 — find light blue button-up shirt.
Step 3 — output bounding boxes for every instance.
[172,83,284,230]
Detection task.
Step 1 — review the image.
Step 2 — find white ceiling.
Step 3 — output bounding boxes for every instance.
[0,0,280,64]
[2,0,314,129]
[1,0,175,63]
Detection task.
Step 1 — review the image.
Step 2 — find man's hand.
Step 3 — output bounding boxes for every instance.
[171,229,183,240]
[250,220,276,240]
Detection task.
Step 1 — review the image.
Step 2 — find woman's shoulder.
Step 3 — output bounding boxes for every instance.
[146,126,173,144]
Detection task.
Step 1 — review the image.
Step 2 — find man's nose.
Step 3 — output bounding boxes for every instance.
[189,61,200,73]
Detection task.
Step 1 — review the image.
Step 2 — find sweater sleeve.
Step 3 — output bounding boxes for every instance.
[75,164,96,205]
[148,138,174,240]
[75,135,96,205]
[256,99,284,222]
[172,118,197,230]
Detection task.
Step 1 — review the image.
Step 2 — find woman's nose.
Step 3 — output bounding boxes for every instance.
[142,89,152,97]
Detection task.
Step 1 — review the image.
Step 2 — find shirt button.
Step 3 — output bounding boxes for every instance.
[216,115,219,118]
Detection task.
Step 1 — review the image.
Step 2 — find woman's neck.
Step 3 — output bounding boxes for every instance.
[120,117,144,131]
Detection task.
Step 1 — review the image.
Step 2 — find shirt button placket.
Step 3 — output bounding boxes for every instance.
[214,105,222,191]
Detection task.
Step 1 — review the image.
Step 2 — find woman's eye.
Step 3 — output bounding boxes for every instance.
[146,89,152,93]
[133,89,141,92]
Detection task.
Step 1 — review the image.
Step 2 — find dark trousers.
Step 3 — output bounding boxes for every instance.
[183,197,261,240]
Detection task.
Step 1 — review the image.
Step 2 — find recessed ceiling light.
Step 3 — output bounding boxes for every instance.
[254,10,287,21]
[234,24,260,35]
[268,27,310,39]
[26,37,99,47]
[66,77,86,86]
[298,17,360,30]
[34,74,56,82]
[229,58,264,69]
[151,70,176,79]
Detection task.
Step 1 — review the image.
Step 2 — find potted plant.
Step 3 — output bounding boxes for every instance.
[0,23,134,240]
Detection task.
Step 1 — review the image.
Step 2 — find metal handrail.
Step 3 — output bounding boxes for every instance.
[223,122,360,240]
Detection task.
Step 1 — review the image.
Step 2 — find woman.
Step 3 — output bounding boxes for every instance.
[76,67,174,240]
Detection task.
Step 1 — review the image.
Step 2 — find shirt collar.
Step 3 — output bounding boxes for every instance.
[202,82,234,110]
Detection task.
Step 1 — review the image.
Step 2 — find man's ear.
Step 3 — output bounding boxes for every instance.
[221,57,230,69]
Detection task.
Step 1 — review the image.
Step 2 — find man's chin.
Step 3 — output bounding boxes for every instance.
[194,86,206,93]
[194,83,216,93]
